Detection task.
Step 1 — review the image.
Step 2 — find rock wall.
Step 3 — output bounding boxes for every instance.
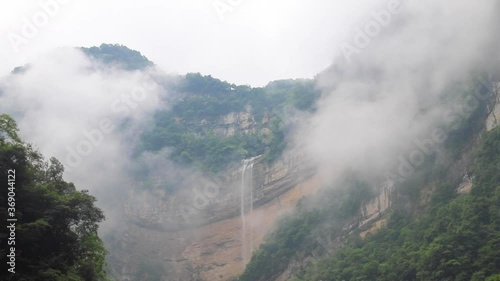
[107,80,500,281]
[192,105,268,137]
[486,82,500,131]
[275,80,500,281]
[123,150,314,230]
[107,151,316,281]
[275,180,397,281]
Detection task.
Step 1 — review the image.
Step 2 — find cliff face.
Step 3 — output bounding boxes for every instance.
[123,149,314,229]
[108,147,316,281]
[108,81,500,281]
[486,83,500,131]
[209,106,267,137]
[274,179,397,281]
[274,81,500,281]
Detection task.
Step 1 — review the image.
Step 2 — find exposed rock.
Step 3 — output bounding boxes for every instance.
[109,80,500,281]
[486,82,500,131]
[123,151,315,231]
[196,106,261,137]
[108,150,316,281]
[359,180,393,229]
[360,219,387,239]
[108,173,321,281]
[457,181,473,194]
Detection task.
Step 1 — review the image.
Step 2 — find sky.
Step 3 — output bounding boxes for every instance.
[0,0,378,86]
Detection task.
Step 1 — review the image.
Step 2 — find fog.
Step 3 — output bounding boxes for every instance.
[0,48,177,232]
[298,0,499,184]
[0,0,499,278]
[0,47,238,234]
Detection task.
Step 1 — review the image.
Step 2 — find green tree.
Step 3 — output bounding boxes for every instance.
[0,115,110,281]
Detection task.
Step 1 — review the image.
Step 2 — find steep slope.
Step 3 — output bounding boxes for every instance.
[238,78,500,281]
[138,74,319,173]
[0,44,326,281]
[5,42,499,281]
[57,44,323,280]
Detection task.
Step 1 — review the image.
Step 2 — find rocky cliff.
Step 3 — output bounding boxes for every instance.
[107,146,316,280]
[107,77,500,281]
[273,81,500,281]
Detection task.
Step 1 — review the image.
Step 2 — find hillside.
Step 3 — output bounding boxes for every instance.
[139,73,319,173]
[2,0,500,280]
[1,38,500,281]
[1,44,327,281]
[238,78,500,280]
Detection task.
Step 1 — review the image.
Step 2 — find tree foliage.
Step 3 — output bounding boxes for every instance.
[239,175,373,281]
[139,74,319,174]
[81,43,154,70]
[238,126,500,281]
[296,127,500,281]
[0,115,109,281]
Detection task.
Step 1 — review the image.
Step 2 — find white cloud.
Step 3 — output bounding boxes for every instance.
[296,0,499,182]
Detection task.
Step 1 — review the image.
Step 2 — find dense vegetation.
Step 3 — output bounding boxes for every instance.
[140,73,320,172]
[298,127,500,281]
[238,75,500,280]
[0,115,109,281]
[78,44,321,174]
[239,126,500,281]
[239,174,374,281]
[81,43,154,70]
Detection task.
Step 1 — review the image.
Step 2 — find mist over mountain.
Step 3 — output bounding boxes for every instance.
[0,43,323,279]
[0,0,500,280]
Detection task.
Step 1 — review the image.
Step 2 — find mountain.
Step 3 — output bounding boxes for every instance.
[81,43,154,71]
[1,41,500,281]
[139,73,319,173]
[0,44,322,281]
[238,76,500,281]
[88,45,500,281]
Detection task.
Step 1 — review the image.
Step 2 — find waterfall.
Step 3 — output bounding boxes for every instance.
[240,157,257,262]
